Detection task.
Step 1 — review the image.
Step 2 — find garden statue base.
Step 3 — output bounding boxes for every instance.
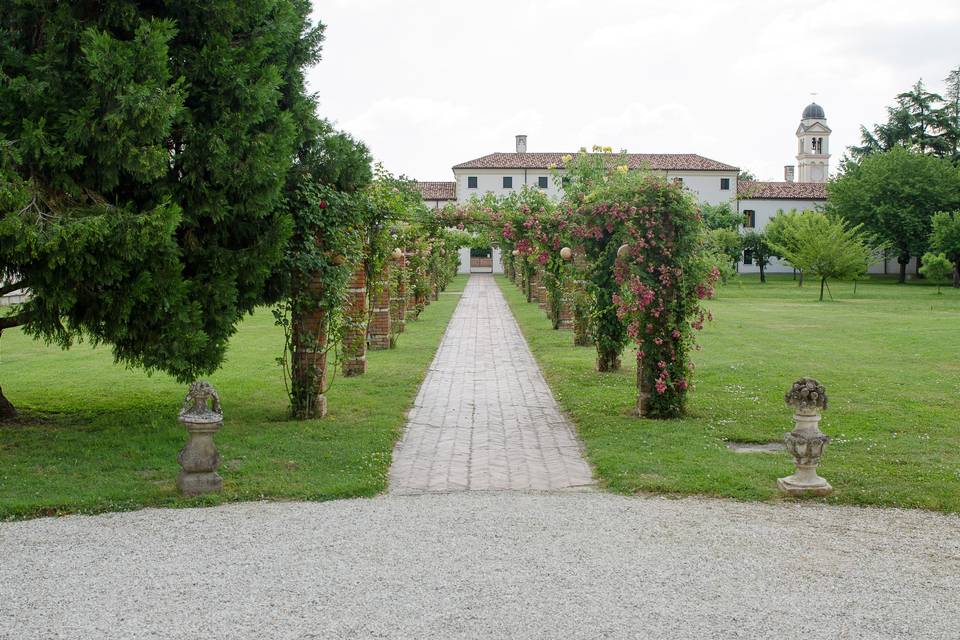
[177,381,224,497]
[777,460,832,496]
[177,469,222,496]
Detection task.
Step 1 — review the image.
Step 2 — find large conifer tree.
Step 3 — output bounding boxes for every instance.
[0,1,322,416]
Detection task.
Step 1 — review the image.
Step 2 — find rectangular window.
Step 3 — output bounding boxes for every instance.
[743,210,756,228]
[673,177,683,184]
[561,176,571,187]
[503,176,513,189]
[538,176,549,189]
[467,176,478,189]
[720,178,730,190]
[743,249,753,265]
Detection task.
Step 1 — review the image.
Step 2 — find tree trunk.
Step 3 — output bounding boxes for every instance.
[759,264,766,284]
[0,385,16,420]
[819,277,826,302]
[798,269,804,287]
[953,262,960,288]
[898,255,908,283]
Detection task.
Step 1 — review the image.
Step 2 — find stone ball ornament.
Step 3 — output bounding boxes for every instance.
[617,243,630,258]
[332,254,346,266]
[392,247,403,259]
[560,247,573,261]
[785,377,828,412]
[512,249,520,257]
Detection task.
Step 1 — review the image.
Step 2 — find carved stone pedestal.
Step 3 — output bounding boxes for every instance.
[778,378,832,497]
[177,381,223,496]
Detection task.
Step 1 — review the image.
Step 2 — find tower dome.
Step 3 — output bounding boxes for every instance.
[802,102,825,119]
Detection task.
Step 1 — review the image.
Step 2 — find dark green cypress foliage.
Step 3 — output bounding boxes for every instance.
[0,1,322,414]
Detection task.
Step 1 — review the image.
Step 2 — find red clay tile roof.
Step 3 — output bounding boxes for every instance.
[452,152,738,172]
[416,181,456,200]
[737,181,827,200]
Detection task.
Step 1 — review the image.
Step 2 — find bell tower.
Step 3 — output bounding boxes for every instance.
[796,102,831,183]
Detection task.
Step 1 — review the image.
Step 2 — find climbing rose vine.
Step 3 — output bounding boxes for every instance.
[570,169,718,418]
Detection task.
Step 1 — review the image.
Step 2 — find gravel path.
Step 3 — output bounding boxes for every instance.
[390,274,594,492]
[3,492,958,639]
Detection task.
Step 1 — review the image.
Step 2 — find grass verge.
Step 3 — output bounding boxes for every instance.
[0,276,466,520]
[498,273,960,513]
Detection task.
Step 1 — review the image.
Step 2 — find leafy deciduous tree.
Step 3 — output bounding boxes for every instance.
[919,252,953,294]
[828,147,960,283]
[929,210,960,287]
[768,212,871,301]
[741,230,775,283]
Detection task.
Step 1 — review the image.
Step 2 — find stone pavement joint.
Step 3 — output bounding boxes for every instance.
[389,274,595,493]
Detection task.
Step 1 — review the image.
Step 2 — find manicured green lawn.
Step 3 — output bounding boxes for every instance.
[498,273,960,513]
[0,276,466,520]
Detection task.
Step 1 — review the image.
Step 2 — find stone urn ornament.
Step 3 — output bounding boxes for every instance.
[560,246,573,261]
[778,377,832,496]
[176,381,224,496]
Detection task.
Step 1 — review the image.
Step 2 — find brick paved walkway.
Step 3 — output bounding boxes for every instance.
[389,274,594,493]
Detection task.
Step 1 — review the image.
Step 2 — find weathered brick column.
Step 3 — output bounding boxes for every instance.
[368,262,391,350]
[557,291,573,329]
[342,264,367,376]
[526,268,538,303]
[390,254,407,335]
[537,276,548,311]
[291,272,328,418]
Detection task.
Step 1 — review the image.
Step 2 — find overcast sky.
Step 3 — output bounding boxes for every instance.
[307,0,959,183]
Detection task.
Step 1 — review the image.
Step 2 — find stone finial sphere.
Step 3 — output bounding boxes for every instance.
[785,377,827,411]
[617,243,630,258]
[560,247,573,261]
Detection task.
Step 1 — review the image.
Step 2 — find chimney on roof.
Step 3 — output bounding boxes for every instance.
[784,165,795,182]
[516,134,527,153]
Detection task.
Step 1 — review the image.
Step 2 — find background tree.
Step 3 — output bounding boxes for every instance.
[919,252,953,294]
[930,210,960,287]
[895,80,948,156]
[942,67,960,163]
[765,209,804,284]
[851,71,960,162]
[828,147,960,282]
[737,169,757,182]
[769,212,871,301]
[703,228,742,280]
[741,230,775,283]
[700,202,742,231]
[0,1,321,416]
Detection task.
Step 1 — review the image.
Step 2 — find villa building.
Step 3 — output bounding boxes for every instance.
[415,101,907,276]
[432,137,740,274]
[415,181,456,210]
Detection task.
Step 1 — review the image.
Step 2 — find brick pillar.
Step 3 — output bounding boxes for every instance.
[558,293,573,330]
[537,278,548,310]
[290,273,328,418]
[390,254,407,335]
[342,264,366,376]
[526,268,538,303]
[368,262,391,350]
